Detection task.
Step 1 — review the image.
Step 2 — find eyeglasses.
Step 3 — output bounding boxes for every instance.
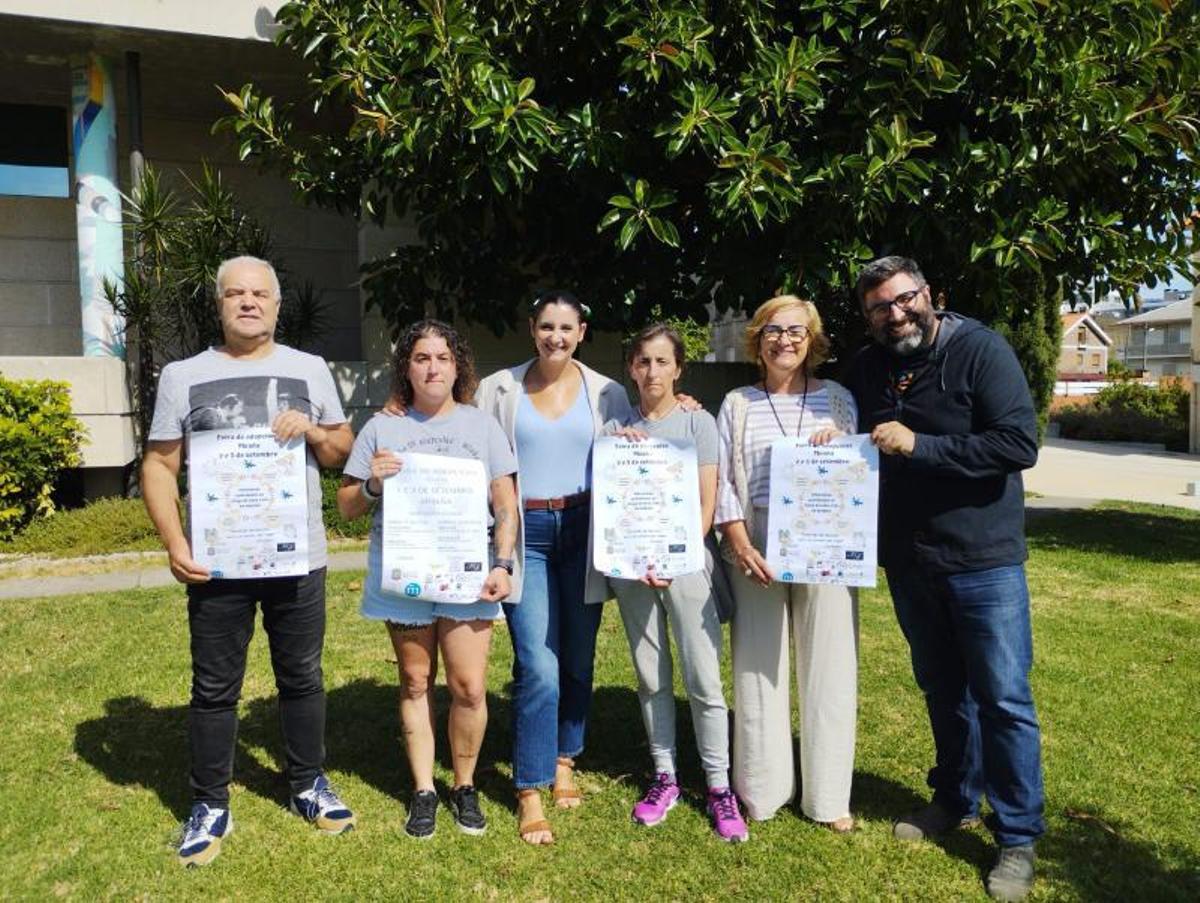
[865,288,924,320]
[760,324,811,342]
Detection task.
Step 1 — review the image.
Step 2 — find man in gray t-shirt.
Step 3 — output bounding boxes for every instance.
[141,256,357,866]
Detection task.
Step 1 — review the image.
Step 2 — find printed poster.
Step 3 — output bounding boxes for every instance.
[592,436,704,580]
[189,428,309,579]
[765,435,880,587]
[380,452,490,604]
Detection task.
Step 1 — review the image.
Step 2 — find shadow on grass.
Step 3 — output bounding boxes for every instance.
[1040,809,1200,901]
[73,695,286,819]
[849,768,1199,898]
[72,683,521,819]
[72,691,1200,897]
[1026,504,1200,563]
[71,680,646,822]
[314,678,521,813]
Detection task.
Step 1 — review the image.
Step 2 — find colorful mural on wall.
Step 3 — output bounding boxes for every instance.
[71,53,125,359]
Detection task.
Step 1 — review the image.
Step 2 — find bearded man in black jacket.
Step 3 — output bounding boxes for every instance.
[843,256,1044,903]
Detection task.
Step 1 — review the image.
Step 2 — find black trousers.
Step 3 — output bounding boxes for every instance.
[186,568,327,806]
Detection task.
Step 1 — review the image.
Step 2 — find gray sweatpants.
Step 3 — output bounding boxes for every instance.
[615,568,731,788]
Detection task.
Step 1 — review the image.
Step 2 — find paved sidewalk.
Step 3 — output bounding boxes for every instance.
[1025,438,1200,511]
[0,548,367,601]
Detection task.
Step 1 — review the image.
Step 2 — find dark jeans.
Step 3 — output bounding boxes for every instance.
[187,568,327,806]
[886,562,1045,847]
[503,505,604,788]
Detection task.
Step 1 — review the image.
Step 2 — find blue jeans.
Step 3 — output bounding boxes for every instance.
[503,505,603,789]
[887,562,1045,847]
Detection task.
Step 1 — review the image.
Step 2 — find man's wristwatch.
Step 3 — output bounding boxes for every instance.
[493,557,515,575]
[360,478,382,500]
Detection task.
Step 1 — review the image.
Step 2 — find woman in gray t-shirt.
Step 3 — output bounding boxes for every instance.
[337,320,518,840]
[605,324,748,843]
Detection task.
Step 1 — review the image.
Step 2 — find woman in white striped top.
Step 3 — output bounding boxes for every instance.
[715,295,860,830]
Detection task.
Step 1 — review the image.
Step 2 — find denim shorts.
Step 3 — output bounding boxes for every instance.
[359,537,504,626]
[361,596,503,627]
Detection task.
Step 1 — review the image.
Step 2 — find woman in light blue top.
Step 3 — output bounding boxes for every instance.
[475,290,633,844]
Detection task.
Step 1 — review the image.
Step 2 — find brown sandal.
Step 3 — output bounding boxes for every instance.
[552,756,582,806]
[517,789,554,845]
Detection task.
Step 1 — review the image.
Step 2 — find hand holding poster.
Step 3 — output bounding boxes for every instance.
[765,435,880,587]
[188,427,309,579]
[380,452,490,604]
[592,435,704,580]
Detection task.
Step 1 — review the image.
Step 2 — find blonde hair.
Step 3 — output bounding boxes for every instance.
[742,295,831,375]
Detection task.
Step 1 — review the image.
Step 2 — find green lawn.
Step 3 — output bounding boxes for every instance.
[1,502,1197,900]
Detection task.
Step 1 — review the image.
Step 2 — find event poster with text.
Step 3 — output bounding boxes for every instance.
[592,436,703,580]
[189,428,309,579]
[381,452,489,604]
[766,435,879,587]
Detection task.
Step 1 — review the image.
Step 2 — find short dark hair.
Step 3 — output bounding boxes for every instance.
[390,319,478,406]
[626,322,687,374]
[530,289,588,322]
[854,256,926,304]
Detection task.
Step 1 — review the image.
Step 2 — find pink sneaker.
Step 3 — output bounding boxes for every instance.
[706,787,749,842]
[631,773,680,826]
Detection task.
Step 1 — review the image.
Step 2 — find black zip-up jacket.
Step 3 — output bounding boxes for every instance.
[842,313,1039,574]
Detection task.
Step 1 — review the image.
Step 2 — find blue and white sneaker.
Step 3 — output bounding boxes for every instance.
[177,803,233,867]
[289,774,356,835]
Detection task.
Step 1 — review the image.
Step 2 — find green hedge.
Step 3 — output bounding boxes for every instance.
[0,376,86,541]
[321,468,372,539]
[1055,379,1190,451]
[0,496,160,558]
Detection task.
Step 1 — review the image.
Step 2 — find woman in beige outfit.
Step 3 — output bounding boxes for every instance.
[715,295,860,829]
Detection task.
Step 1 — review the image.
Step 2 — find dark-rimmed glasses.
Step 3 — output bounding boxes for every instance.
[865,288,924,320]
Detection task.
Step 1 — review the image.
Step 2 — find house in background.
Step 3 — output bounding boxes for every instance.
[1057,311,1112,380]
[1114,299,1193,379]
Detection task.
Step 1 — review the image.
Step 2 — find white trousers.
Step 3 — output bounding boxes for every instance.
[730,560,859,822]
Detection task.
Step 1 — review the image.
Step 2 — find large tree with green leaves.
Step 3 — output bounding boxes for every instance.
[222,0,1200,415]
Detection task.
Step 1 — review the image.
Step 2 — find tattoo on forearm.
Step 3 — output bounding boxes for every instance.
[493,507,517,557]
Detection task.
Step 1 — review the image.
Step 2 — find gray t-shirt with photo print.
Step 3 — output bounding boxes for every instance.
[148,344,347,570]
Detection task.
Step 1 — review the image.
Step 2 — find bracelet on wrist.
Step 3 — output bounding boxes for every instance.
[360,478,382,501]
[493,557,515,575]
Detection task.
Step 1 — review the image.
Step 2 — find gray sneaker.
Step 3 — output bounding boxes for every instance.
[893,801,980,841]
[986,844,1036,901]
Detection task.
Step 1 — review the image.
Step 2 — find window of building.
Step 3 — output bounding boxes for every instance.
[1090,353,1101,368]
[1077,326,1088,344]
[1146,327,1165,347]
[1075,352,1084,367]
[0,103,69,198]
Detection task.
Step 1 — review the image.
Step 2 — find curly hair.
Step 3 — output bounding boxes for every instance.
[742,295,831,376]
[390,319,479,407]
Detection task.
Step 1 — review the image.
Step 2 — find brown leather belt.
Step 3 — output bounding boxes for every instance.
[523,490,591,511]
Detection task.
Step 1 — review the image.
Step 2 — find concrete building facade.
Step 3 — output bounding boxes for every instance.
[1113,299,1193,379]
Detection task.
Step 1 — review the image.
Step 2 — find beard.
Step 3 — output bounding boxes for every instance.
[874,306,937,356]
